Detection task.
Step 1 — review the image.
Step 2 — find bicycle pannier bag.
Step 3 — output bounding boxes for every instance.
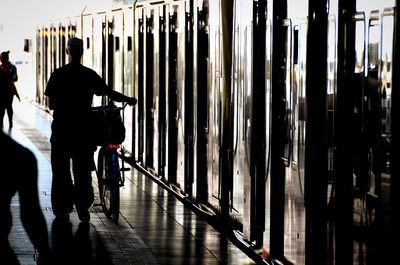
[90,104,126,145]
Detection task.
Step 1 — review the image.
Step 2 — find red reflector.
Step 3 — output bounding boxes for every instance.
[108,144,120,149]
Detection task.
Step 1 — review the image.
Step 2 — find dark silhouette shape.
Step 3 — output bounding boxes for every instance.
[0,51,20,130]
[50,217,112,265]
[0,130,51,265]
[50,218,73,265]
[44,37,137,222]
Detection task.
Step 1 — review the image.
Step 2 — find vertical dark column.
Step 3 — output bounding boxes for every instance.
[336,0,356,264]
[270,0,287,259]
[196,4,209,203]
[61,27,66,66]
[304,0,328,264]
[168,12,178,184]
[250,0,267,248]
[138,16,144,163]
[185,2,194,195]
[159,11,166,179]
[390,1,400,263]
[102,21,107,81]
[146,15,154,168]
[219,0,234,229]
[108,21,114,91]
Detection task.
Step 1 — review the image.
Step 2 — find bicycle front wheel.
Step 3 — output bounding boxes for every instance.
[97,147,106,205]
[101,150,120,222]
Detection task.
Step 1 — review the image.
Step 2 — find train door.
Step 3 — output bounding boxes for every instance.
[285,20,307,265]
[123,7,135,156]
[166,1,187,192]
[291,22,307,202]
[231,0,268,246]
[350,6,395,262]
[177,0,189,193]
[378,9,394,247]
[82,14,93,69]
[142,3,164,176]
[351,9,373,262]
[232,0,253,242]
[150,4,166,177]
[276,9,308,262]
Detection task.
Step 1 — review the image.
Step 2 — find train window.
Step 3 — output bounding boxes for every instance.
[293,28,299,64]
[327,16,336,95]
[354,13,365,73]
[380,11,394,174]
[115,36,120,51]
[127,36,132,52]
[368,20,379,70]
[24,39,30,52]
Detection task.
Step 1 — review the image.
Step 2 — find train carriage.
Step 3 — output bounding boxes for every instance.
[32,0,399,264]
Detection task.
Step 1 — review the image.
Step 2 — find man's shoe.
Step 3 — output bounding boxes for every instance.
[77,210,90,222]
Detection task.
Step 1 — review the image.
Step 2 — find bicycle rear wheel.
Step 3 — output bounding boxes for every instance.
[97,148,120,222]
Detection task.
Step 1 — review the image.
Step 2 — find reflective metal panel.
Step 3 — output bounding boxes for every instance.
[282,17,307,265]
[123,7,134,155]
[207,0,221,206]
[92,13,107,106]
[82,14,93,69]
[232,0,253,240]
[263,16,273,251]
[150,5,162,174]
[174,1,186,190]
[135,6,146,164]
[110,10,124,94]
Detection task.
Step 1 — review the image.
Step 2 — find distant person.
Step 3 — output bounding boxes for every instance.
[44,37,137,222]
[0,51,20,130]
[0,130,51,265]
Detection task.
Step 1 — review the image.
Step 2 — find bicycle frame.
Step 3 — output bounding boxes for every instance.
[94,101,130,222]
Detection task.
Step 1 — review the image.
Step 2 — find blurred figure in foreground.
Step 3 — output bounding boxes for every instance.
[0,130,51,264]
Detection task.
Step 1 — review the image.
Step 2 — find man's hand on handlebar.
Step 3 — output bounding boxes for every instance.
[127,97,137,106]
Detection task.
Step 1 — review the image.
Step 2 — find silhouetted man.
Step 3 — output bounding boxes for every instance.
[0,51,20,130]
[44,37,136,222]
[0,131,51,265]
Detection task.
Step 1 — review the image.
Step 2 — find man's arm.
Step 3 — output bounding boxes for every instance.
[107,89,137,106]
[93,70,137,106]
[44,70,61,110]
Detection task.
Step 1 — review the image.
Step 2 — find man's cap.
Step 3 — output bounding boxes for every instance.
[67,37,83,49]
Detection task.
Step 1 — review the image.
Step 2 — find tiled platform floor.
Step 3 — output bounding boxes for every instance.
[5,100,256,265]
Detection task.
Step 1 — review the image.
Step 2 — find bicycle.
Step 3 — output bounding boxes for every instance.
[91,101,130,222]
